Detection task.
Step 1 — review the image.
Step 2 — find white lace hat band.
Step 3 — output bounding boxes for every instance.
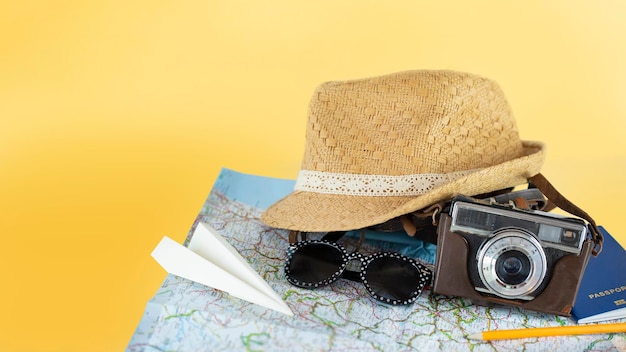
[294,169,482,197]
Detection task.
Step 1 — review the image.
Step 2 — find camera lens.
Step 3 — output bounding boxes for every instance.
[477,230,547,299]
[503,258,521,274]
[495,250,531,286]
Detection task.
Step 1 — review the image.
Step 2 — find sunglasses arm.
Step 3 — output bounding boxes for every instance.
[289,230,366,252]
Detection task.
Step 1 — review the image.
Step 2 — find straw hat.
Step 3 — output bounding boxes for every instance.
[261,70,545,232]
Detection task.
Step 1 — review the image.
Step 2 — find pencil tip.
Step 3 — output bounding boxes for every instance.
[467,333,482,340]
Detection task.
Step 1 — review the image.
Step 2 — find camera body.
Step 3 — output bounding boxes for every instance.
[433,195,593,316]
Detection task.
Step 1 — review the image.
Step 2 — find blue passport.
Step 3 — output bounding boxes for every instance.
[572,226,626,323]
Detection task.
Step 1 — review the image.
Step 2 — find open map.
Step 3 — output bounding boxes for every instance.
[127,168,625,351]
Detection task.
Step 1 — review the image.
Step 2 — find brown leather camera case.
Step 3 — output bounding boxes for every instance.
[432,213,593,316]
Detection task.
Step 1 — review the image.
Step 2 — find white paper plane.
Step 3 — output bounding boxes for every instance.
[151,223,293,316]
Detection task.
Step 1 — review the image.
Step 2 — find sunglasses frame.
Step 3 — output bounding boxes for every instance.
[285,239,430,305]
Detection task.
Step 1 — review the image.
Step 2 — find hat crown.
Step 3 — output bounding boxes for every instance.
[302,70,524,175]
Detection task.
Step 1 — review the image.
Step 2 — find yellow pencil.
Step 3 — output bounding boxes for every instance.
[468,322,626,341]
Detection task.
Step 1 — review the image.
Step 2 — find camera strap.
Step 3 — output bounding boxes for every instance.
[529,173,604,256]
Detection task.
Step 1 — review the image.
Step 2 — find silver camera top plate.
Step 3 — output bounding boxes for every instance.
[450,201,587,254]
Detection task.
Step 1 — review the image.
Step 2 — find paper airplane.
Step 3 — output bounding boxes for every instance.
[151,223,293,316]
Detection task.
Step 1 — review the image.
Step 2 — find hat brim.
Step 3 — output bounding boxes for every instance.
[261,141,545,232]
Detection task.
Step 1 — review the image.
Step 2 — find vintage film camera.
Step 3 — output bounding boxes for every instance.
[433,195,594,316]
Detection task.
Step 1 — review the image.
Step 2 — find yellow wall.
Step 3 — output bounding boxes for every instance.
[1,1,624,350]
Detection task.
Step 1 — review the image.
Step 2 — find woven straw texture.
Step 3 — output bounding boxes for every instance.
[261,70,545,232]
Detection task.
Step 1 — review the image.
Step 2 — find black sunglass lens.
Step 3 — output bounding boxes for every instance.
[287,243,344,287]
[363,255,424,304]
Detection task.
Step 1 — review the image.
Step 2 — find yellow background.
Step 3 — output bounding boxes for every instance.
[1,1,625,350]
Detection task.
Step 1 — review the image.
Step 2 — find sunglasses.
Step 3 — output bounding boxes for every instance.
[284,232,432,305]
